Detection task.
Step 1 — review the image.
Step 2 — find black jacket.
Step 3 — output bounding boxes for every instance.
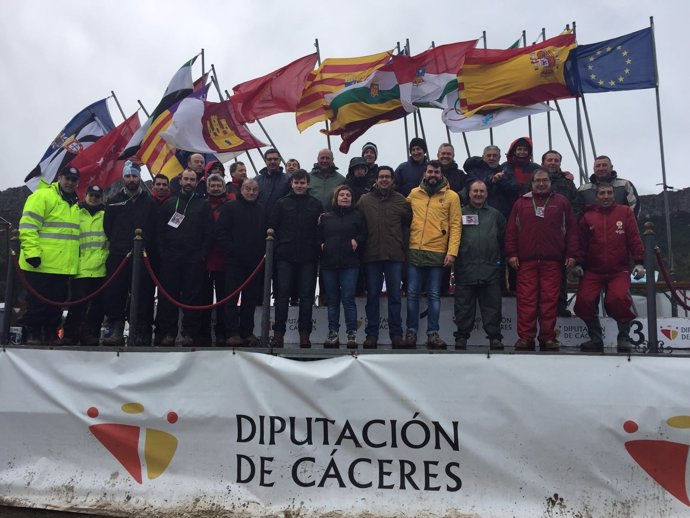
[319,207,367,269]
[269,192,323,263]
[157,192,213,263]
[104,189,157,255]
[216,196,267,268]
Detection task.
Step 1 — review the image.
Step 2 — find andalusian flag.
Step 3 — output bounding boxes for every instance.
[459,33,576,115]
[295,50,392,132]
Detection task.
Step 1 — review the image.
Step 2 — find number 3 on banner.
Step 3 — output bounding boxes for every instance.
[629,320,645,346]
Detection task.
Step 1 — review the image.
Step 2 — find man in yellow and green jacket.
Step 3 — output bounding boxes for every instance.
[405,160,462,350]
[19,166,81,344]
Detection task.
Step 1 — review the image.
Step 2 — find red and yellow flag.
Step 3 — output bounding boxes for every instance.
[459,33,576,115]
[295,50,392,132]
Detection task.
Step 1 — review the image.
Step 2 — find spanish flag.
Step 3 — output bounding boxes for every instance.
[295,50,392,132]
[459,33,576,116]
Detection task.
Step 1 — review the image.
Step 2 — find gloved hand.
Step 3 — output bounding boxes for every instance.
[571,265,584,279]
[632,264,646,280]
[26,257,41,268]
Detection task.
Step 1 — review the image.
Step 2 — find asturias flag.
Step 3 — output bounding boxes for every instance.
[25,98,115,190]
[565,28,656,94]
[69,112,141,197]
[232,53,318,123]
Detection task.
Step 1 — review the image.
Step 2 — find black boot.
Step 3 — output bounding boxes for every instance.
[616,321,632,353]
[580,320,604,352]
[23,326,45,346]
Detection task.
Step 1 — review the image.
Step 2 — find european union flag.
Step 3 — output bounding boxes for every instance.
[566,28,656,94]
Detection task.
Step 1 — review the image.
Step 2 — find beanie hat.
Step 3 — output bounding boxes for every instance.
[409,137,427,155]
[361,142,378,159]
[122,160,141,177]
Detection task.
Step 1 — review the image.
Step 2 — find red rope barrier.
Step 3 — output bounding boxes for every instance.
[143,253,266,311]
[655,248,690,312]
[13,251,131,307]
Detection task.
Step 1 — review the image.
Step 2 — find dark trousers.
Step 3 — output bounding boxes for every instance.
[200,270,227,343]
[224,263,264,337]
[273,260,317,333]
[23,270,69,337]
[364,261,403,338]
[156,259,205,339]
[453,281,502,340]
[103,253,154,325]
[63,277,104,340]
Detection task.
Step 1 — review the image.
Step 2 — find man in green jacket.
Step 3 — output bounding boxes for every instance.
[309,148,345,209]
[19,166,81,344]
[453,180,506,350]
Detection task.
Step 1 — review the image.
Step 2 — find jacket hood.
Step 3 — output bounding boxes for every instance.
[506,136,533,165]
[204,160,224,175]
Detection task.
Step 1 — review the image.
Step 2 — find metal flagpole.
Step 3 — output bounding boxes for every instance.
[222,90,260,176]
[482,31,493,146]
[201,48,205,76]
[314,38,332,151]
[553,100,584,182]
[580,96,597,158]
[650,16,674,272]
[542,28,553,149]
[398,41,411,154]
[137,100,150,118]
[572,22,589,179]
[522,30,533,140]
[110,91,127,120]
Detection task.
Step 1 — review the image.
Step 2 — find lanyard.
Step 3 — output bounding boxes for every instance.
[531,193,552,214]
[174,193,195,216]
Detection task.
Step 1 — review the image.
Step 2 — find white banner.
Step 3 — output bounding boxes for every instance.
[1,349,690,516]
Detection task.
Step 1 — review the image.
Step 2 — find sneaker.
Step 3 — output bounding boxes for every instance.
[426,332,447,350]
[541,339,560,351]
[454,337,467,350]
[225,335,244,347]
[243,334,260,347]
[160,335,176,347]
[514,339,535,351]
[363,335,378,349]
[489,338,504,351]
[391,336,407,349]
[404,329,417,348]
[346,330,357,349]
[324,331,340,349]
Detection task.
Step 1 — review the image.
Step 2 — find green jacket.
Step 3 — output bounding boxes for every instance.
[19,182,80,274]
[454,203,505,284]
[309,166,345,209]
[76,205,108,278]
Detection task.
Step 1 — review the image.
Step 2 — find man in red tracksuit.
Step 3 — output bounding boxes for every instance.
[573,182,645,353]
[505,169,578,351]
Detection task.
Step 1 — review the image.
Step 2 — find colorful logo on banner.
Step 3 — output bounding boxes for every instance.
[624,416,690,506]
[660,326,679,341]
[87,402,179,484]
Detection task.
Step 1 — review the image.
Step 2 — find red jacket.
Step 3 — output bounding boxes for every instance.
[205,193,236,272]
[505,191,578,262]
[578,203,644,274]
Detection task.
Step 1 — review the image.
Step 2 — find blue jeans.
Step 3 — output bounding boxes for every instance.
[364,261,403,338]
[406,264,443,335]
[273,260,318,333]
[320,268,358,331]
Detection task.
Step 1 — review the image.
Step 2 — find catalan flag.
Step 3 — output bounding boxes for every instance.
[459,33,576,115]
[295,50,392,132]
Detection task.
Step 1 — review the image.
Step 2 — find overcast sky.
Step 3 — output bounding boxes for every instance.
[1,0,686,197]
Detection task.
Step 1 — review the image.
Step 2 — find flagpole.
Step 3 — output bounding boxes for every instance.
[201,48,205,76]
[211,65,224,100]
[398,41,411,153]
[222,90,260,176]
[482,31,493,146]
[314,39,332,151]
[110,91,127,121]
[650,16,674,273]
[553,100,584,181]
[137,100,150,118]
[521,31,533,140]
[541,28,553,149]
[580,95,597,157]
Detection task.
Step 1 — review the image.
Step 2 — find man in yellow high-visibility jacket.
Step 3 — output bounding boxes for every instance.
[19,166,81,344]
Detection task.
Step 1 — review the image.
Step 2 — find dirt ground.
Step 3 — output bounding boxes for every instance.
[0,507,105,517]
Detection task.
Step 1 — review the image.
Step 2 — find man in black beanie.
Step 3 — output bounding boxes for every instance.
[361,141,379,182]
[394,137,428,197]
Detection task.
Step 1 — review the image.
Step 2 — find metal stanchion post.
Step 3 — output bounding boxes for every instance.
[261,229,274,347]
[128,229,143,347]
[1,230,18,345]
[643,222,658,353]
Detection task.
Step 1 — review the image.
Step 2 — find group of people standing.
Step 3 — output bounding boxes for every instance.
[17,135,644,353]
